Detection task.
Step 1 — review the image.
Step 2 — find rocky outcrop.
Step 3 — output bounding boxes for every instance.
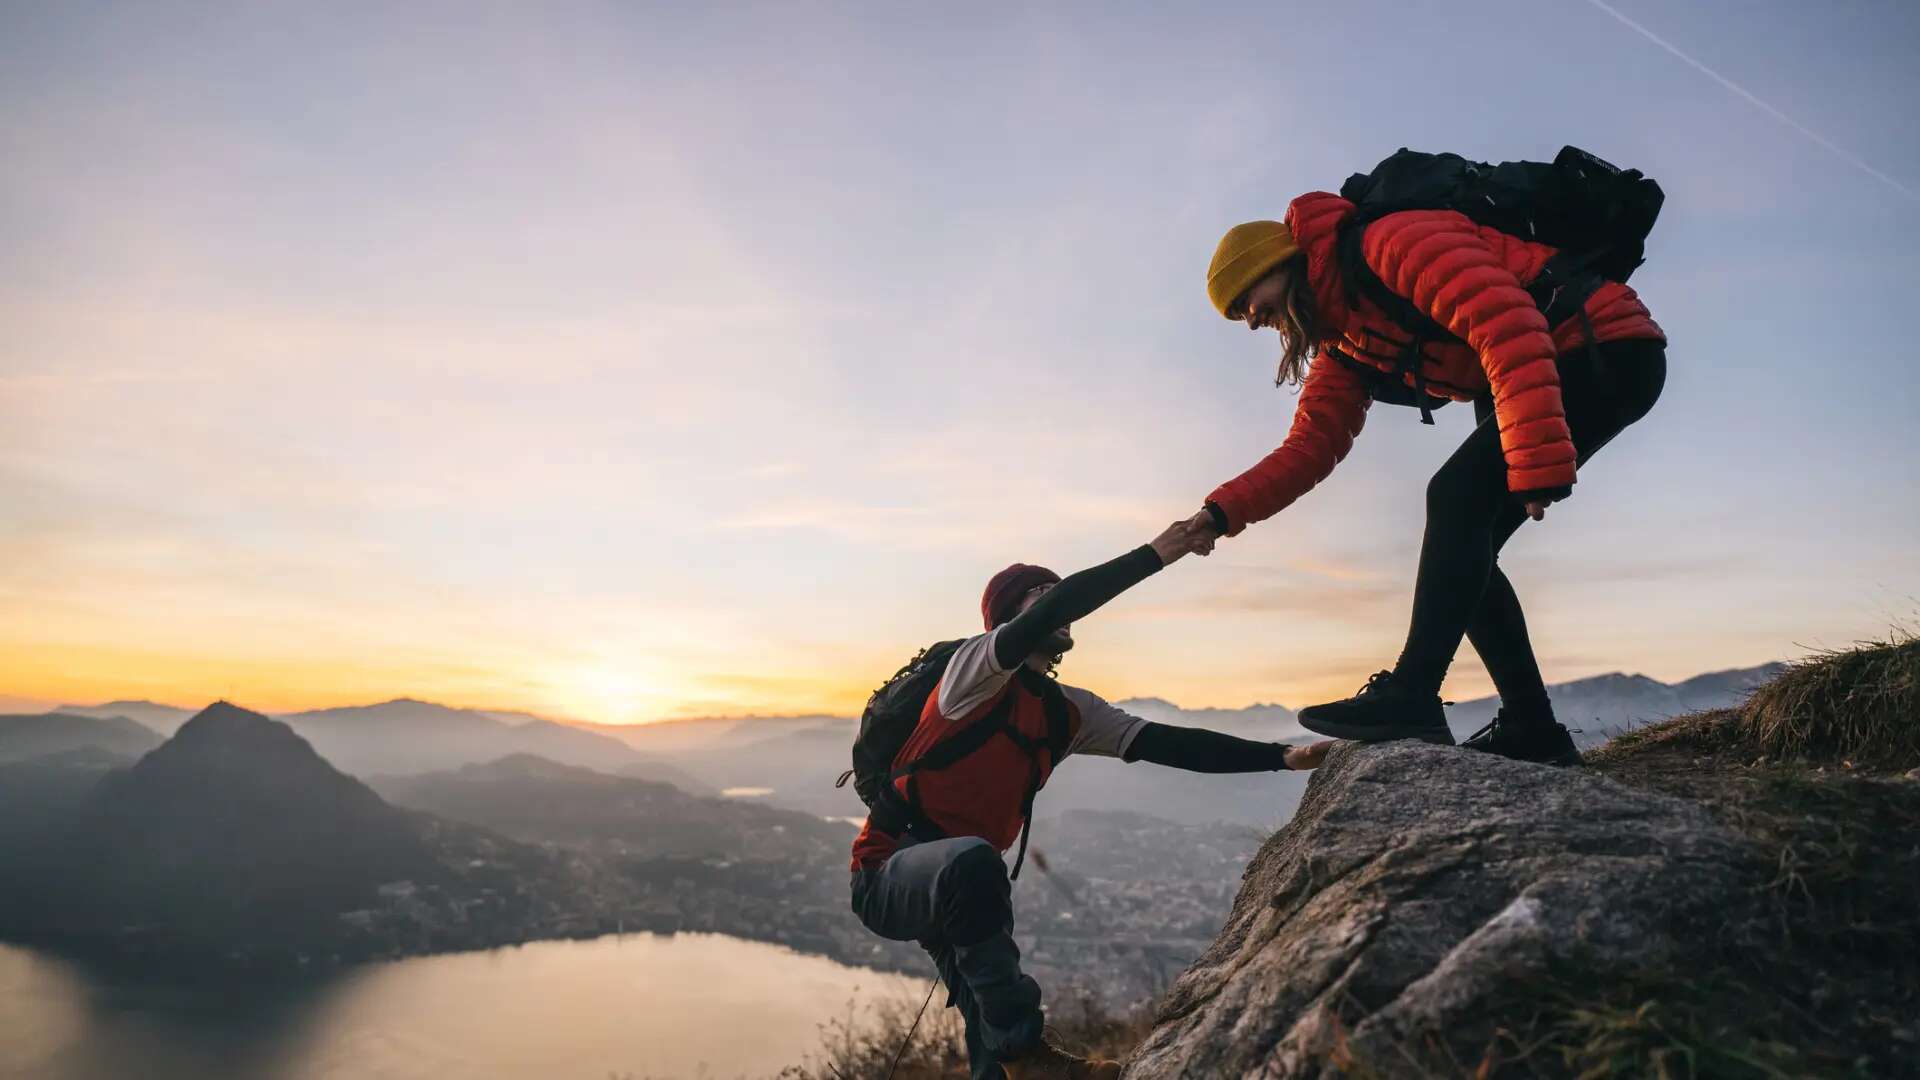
[1125,742,1763,1078]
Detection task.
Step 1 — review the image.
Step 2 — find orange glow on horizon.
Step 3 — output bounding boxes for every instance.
[1,632,1606,727]
[0,640,892,725]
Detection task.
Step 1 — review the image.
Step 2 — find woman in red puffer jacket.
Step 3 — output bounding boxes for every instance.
[1190,191,1667,764]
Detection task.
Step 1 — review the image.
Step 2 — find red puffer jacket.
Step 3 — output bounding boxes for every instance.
[1206,192,1665,535]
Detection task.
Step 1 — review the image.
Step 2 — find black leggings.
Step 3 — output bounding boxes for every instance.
[1392,339,1668,708]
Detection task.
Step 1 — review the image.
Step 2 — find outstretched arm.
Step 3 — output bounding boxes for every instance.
[1121,723,1334,772]
[1202,355,1372,537]
[991,521,1209,670]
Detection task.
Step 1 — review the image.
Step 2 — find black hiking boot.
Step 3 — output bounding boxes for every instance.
[1297,671,1454,745]
[1461,707,1582,766]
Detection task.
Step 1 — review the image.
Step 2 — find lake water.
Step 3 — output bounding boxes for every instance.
[0,935,926,1080]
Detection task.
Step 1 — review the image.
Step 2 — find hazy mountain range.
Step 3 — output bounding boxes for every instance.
[54,700,201,735]
[0,712,163,762]
[19,661,1781,829]
[57,697,708,792]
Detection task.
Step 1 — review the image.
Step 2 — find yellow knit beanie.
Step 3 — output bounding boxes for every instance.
[1207,220,1299,318]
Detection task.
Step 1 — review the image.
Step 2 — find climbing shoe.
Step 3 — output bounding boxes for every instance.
[1297,671,1454,745]
[1001,1037,1122,1080]
[1461,709,1582,766]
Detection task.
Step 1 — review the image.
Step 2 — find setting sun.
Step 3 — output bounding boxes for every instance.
[554,665,668,727]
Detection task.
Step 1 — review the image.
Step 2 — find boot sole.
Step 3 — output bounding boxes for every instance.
[1299,714,1457,746]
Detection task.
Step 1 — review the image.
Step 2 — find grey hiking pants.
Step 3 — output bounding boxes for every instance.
[850,835,1043,1079]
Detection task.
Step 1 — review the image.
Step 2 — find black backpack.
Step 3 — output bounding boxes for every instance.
[835,640,1070,879]
[1330,146,1664,422]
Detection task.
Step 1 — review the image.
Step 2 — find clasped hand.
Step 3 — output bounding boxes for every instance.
[1149,514,1220,566]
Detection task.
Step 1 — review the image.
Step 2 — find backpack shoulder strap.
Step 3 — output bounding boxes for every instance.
[877,688,1016,844]
[891,688,1017,777]
[1022,670,1073,762]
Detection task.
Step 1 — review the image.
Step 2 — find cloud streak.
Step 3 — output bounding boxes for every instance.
[1581,0,1918,202]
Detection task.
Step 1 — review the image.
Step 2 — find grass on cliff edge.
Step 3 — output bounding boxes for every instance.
[1596,632,1920,772]
[1573,633,1920,1078]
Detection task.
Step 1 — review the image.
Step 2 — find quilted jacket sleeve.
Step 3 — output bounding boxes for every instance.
[1205,352,1372,535]
[1363,211,1577,495]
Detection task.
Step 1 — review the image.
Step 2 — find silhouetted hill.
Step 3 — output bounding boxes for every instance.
[0,703,695,970]
[0,712,163,762]
[19,702,442,945]
[0,706,909,974]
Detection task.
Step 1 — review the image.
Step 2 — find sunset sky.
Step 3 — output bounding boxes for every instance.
[4,2,1917,724]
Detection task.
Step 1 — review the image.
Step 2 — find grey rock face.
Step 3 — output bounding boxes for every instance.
[1124,742,1760,1079]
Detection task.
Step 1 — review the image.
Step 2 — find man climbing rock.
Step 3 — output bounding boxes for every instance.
[848,520,1333,1079]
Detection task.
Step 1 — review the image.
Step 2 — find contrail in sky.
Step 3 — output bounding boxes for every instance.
[1582,0,1919,203]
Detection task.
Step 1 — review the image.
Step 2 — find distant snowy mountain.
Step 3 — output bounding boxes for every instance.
[1445,663,1785,748]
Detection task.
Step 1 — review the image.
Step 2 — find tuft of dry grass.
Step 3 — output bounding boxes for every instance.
[1740,634,1919,770]
[778,987,1148,1079]
[777,987,968,1079]
[1592,708,1738,762]
[1595,633,1920,773]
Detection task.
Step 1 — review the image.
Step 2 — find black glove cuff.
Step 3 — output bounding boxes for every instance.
[1203,501,1230,535]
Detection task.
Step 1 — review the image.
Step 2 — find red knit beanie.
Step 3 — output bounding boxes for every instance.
[981,563,1061,630]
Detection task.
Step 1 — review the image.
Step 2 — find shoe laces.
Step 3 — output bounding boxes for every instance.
[1355,670,1397,699]
[1471,708,1575,743]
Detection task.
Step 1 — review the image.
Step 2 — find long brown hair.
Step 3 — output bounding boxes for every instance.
[1271,254,1320,387]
